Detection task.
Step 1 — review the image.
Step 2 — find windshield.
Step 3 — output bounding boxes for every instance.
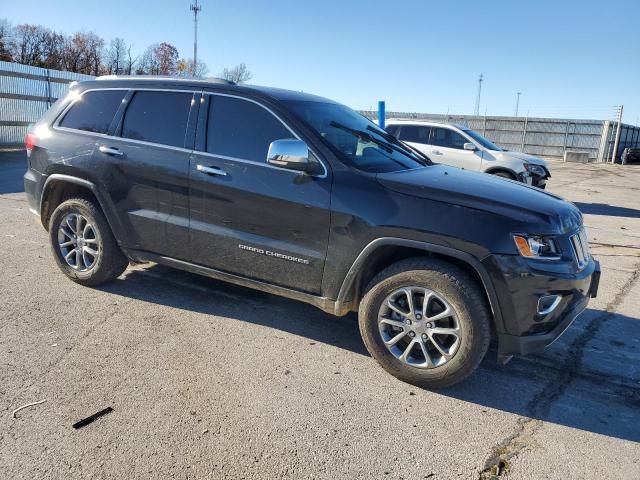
[283,100,429,173]
[462,128,502,151]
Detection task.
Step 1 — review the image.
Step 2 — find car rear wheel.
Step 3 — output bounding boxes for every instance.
[49,198,129,286]
[358,258,491,389]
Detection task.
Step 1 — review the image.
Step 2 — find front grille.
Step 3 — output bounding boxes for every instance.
[570,228,590,270]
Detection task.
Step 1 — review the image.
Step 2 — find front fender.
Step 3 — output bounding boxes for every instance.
[334,237,506,336]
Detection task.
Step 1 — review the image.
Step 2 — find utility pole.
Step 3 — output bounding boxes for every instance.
[514,92,521,117]
[611,105,624,163]
[474,74,483,116]
[190,0,202,76]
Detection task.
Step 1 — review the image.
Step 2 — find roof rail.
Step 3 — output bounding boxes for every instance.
[95,75,235,85]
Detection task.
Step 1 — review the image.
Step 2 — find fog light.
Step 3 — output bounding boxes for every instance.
[537,295,561,316]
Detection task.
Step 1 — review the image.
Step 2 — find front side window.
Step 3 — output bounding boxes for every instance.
[206,95,293,162]
[399,125,430,144]
[430,127,468,150]
[121,91,193,148]
[59,90,126,134]
[284,100,429,173]
[462,128,502,151]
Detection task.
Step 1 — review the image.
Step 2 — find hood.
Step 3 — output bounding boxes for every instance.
[377,165,582,234]
[497,150,547,166]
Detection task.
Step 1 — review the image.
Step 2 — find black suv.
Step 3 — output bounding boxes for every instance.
[24,77,600,388]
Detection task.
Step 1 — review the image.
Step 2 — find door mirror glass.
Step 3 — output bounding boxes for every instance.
[267,139,321,175]
[463,142,477,151]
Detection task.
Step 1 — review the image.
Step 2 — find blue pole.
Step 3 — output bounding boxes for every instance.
[378,101,385,129]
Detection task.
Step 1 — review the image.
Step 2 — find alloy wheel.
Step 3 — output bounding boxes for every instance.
[57,213,100,271]
[378,286,461,368]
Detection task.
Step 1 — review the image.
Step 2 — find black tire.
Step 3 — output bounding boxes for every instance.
[358,257,491,389]
[49,198,129,286]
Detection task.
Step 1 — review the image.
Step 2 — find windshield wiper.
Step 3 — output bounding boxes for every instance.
[329,121,394,153]
[330,121,428,166]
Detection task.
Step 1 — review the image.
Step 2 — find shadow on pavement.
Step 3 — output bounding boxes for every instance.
[0,150,27,194]
[100,263,640,443]
[575,201,640,219]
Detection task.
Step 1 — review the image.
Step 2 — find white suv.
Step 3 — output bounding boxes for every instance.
[385,120,550,188]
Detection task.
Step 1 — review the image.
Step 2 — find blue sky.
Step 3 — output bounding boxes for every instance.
[2,0,639,123]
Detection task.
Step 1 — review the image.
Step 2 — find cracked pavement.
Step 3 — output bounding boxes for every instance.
[1,151,639,479]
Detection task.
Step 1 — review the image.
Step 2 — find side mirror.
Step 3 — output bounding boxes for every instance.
[463,142,477,151]
[267,139,321,175]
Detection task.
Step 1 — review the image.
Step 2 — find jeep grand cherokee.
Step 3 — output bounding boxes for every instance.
[24,77,600,388]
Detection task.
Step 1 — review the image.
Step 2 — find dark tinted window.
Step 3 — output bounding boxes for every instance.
[121,91,192,148]
[399,125,430,144]
[206,96,293,162]
[59,90,125,134]
[385,125,400,138]
[430,127,468,149]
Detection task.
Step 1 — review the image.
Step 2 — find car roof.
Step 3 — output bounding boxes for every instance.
[76,76,337,104]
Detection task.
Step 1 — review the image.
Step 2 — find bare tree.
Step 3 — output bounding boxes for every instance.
[136,44,159,74]
[1,19,193,79]
[41,31,65,69]
[11,24,50,66]
[220,63,252,83]
[62,32,104,74]
[104,37,129,74]
[0,18,12,61]
[175,58,208,78]
[136,42,178,75]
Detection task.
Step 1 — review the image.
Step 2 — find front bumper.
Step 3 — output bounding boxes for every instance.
[519,170,550,189]
[484,254,600,356]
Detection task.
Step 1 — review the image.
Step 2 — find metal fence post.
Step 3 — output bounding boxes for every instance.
[45,68,52,107]
[563,121,570,156]
[521,115,529,152]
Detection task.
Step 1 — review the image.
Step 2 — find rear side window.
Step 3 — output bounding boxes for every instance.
[59,90,125,134]
[205,95,292,162]
[431,127,468,150]
[399,125,430,144]
[121,91,193,148]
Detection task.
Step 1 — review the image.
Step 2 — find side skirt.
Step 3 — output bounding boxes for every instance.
[124,249,340,315]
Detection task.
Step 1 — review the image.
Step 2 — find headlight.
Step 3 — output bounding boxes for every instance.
[513,235,561,260]
[524,163,546,176]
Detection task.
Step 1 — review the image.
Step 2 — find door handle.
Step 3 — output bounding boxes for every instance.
[432,150,443,155]
[98,145,125,158]
[196,164,227,176]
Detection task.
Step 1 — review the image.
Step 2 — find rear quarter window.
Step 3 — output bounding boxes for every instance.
[58,90,126,134]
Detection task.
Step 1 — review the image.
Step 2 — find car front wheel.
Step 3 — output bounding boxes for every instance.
[358,258,491,389]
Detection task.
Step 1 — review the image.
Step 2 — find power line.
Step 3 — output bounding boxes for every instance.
[473,74,483,116]
[190,0,202,76]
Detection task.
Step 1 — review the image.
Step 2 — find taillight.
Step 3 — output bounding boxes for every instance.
[24,132,36,152]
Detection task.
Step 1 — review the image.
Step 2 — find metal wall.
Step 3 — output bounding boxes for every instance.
[0,60,94,147]
[362,111,640,162]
